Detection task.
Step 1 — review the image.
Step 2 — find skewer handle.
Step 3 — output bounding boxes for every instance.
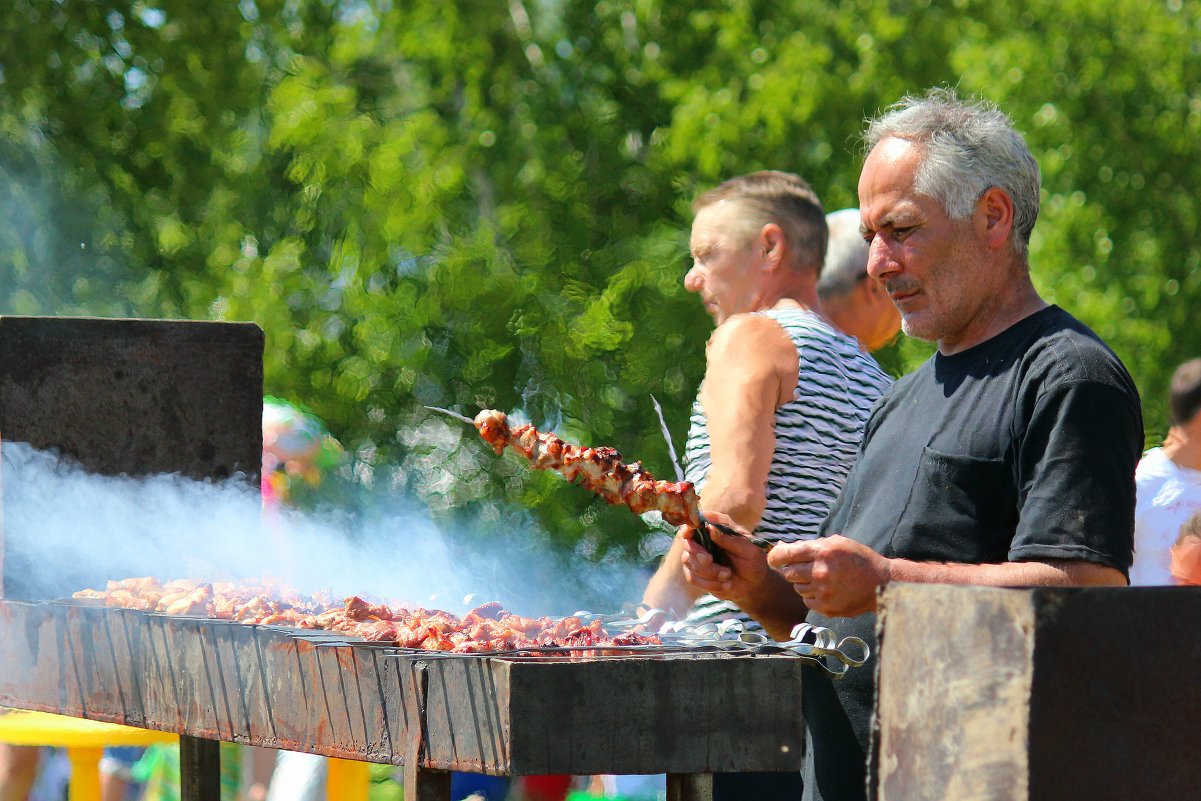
[698,513,776,554]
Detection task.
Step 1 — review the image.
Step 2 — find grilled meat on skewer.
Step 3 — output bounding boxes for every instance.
[472,409,702,529]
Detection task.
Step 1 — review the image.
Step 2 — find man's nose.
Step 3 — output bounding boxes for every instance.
[866,237,895,280]
[684,264,703,292]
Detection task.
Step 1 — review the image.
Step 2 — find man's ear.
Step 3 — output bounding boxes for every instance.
[978,187,1015,250]
[759,223,785,270]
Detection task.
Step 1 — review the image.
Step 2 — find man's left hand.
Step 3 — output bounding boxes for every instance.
[768,535,891,617]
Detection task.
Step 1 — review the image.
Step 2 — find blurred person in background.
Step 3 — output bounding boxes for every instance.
[261,396,346,510]
[1130,358,1201,585]
[100,746,145,801]
[130,743,242,801]
[816,208,901,352]
[1169,511,1201,585]
[640,170,892,801]
[0,744,40,801]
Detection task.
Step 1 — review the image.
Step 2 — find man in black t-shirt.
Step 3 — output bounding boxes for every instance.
[677,88,1142,801]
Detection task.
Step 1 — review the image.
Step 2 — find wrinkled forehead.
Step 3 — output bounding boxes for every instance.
[858,139,928,225]
[691,199,758,248]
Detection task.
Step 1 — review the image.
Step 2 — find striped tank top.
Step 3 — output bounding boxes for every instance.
[684,307,893,631]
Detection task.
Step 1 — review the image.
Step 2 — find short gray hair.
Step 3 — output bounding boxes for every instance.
[693,171,828,274]
[864,88,1040,259]
[817,208,869,299]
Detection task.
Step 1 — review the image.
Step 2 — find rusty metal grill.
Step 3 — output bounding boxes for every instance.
[1,599,809,779]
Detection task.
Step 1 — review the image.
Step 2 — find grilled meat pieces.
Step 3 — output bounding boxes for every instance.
[73,578,659,654]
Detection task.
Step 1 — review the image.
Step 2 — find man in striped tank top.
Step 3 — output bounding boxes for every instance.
[640,171,892,800]
[643,171,891,627]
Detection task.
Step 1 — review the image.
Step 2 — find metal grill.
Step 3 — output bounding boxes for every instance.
[1,598,816,798]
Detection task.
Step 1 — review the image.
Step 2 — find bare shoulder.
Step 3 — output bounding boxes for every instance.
[705,314,797,398]
[706,313,794,357]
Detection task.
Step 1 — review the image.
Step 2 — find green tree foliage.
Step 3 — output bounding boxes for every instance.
[0,0,1197,559]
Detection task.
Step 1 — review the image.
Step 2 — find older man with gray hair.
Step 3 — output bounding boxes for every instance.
[817,208,901,351]
[678,88,1143,801]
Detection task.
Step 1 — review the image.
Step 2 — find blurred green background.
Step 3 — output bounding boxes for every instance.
[1,0,1196,561]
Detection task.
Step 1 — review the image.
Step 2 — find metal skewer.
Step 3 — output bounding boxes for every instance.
[648,396,775,555]
[698,513,776,554]
[648,395,717,556]
[424,405,475,426]
[650,394,686,484]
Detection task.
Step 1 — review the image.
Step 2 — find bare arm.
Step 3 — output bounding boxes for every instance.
[642,533,703,618]
[770,535,1128,618]
[886,557,1127,587]
[642,314,796,616]
[697,313,797,528]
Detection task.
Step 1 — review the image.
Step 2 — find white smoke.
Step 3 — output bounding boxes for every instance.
[1,442,649,616]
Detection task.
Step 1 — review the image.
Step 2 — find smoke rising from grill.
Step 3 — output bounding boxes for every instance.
[2,442,649,616]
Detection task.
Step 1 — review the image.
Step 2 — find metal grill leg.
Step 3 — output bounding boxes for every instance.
[403,764,451,801]
[179,736,220,801]
[667,772,714,801]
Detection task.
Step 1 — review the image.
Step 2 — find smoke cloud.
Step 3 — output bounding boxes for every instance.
[1,442,650,617]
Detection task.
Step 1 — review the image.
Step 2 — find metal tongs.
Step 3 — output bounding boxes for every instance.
[652,615,870,678]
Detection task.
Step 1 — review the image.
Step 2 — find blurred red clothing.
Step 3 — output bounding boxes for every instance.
[520,774,573,801]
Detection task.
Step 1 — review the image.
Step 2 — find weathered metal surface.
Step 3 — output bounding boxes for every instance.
[503,656,803,775]
[0,600,805,775]
[180,736,221,801]
[666,773,714,801]
[0,315,263,599]
[875,584,1201,801]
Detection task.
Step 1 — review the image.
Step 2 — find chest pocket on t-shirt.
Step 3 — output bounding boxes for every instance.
[888,446,1018,563]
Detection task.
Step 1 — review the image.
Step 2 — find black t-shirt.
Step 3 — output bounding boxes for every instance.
[801,305,1143,801]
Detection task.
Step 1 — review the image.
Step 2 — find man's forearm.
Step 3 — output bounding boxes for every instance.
[642,537,705,618]
[886,557,1128,588]
[736,568,811,642]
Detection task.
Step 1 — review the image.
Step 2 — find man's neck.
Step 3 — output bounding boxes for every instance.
[1165,427,1201,471]
[938,271,1046,356]
[760,274,820,315]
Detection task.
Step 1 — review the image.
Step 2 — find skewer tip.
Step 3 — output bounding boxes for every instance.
[423,405,476,426]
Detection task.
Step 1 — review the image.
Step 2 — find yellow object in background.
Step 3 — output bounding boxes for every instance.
[0,709,175,801]
[326,758,371,801]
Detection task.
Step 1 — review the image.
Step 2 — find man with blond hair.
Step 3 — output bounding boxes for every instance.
[642,170,891,800]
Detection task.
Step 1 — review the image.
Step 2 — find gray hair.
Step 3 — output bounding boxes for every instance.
[817,208,870,299]
[864,88,1041,259]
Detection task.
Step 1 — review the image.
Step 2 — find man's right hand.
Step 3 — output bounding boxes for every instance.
[680,511,811,640]
[679,511,771,604]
